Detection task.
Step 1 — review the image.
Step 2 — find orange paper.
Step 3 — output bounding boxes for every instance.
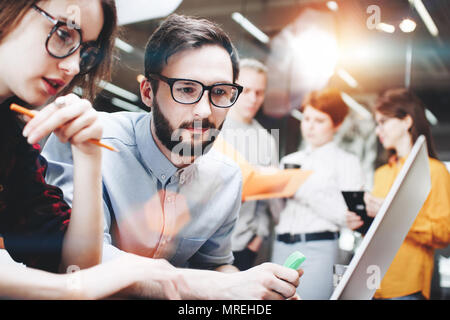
[242,168,312,201]
[213,136,312,201]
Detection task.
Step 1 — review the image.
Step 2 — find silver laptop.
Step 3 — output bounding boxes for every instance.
[330,135,431,300]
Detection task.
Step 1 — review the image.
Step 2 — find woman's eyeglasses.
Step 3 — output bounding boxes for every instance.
[32,4,102,75]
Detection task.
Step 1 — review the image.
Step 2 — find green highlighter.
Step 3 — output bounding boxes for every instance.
[283,251,306,270]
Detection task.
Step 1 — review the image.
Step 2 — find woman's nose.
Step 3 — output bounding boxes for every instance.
[58,51,81,76]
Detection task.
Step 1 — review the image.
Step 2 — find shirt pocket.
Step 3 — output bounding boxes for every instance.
[170,237,207,268]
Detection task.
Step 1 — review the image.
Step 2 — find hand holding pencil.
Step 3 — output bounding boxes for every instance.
[11,94,118,152]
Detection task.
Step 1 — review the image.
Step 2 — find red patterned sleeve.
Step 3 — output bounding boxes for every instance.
[2,144,71,273]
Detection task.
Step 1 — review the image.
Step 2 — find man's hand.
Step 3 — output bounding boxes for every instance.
[116,259,304,300]
[221,262,303,300]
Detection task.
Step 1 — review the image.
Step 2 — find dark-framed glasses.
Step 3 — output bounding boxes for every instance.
[148,73,243,108]
[32,4,102,74]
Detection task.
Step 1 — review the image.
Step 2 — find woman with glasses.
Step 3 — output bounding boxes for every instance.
[349,88,450,300]
[0,0,160,299]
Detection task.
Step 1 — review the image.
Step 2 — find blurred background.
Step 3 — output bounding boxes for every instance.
[90,0,450,298]
[95,0,449,163]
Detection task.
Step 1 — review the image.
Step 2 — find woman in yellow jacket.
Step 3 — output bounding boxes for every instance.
[347,88,450,300]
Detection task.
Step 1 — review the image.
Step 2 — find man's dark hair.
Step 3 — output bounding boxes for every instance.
[144,14,240,93]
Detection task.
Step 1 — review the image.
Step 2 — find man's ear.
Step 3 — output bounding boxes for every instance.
[140,78,154,109]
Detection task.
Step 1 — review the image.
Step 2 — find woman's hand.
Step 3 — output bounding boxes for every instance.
[364,192,385,218]
[247,235,263,252]
[23,94,106,269]
[346,210,364,230]
[23,94,102,155]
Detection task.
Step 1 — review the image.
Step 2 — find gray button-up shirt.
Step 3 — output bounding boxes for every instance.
[42,111,242,269]
[221,117,279,251]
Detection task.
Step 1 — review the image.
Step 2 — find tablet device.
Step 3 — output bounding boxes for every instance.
[342,191,374,234]
[330,135,431,300]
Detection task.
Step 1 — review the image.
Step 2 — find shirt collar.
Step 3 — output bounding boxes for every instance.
[304,140,336,156]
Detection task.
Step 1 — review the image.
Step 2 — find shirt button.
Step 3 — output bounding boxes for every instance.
[161,174,166,180]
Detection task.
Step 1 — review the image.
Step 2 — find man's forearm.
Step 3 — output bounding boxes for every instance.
[120,266,231,300]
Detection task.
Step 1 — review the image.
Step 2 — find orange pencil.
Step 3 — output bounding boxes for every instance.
[10,103,119,152]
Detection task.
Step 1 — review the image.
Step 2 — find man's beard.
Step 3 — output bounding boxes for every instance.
[152,99,223,159]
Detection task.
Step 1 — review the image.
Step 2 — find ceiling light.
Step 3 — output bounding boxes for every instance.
[290,109,303,121]
[341,92,372,119]
[425,109,438,126]
[111,98,143,112]
[326,1,339,12]
[399,19,417,33]
[286,28,338,87]
[231,12,270,44]
[337,68,359,88]
[99,81,139,102]
[115,38,135,53]
[409,0,438,37]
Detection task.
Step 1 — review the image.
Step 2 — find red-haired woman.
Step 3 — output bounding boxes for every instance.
[271,88,365,299]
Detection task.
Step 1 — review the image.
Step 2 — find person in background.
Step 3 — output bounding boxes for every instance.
[348,88,450,300]
[221,58,279,271]
[272,88,365,299]
[43,14,303,300]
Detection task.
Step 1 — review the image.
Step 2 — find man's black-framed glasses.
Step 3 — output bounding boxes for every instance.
[32,4,102,74]
[149,73,243,108]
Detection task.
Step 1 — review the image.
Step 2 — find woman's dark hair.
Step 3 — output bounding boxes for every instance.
[144,14,240,93]
[0,0,118,101]
[374,88,438,159]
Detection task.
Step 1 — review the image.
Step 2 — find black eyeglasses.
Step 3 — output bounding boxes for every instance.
[32,4,102,75]
[148,73,243,108]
